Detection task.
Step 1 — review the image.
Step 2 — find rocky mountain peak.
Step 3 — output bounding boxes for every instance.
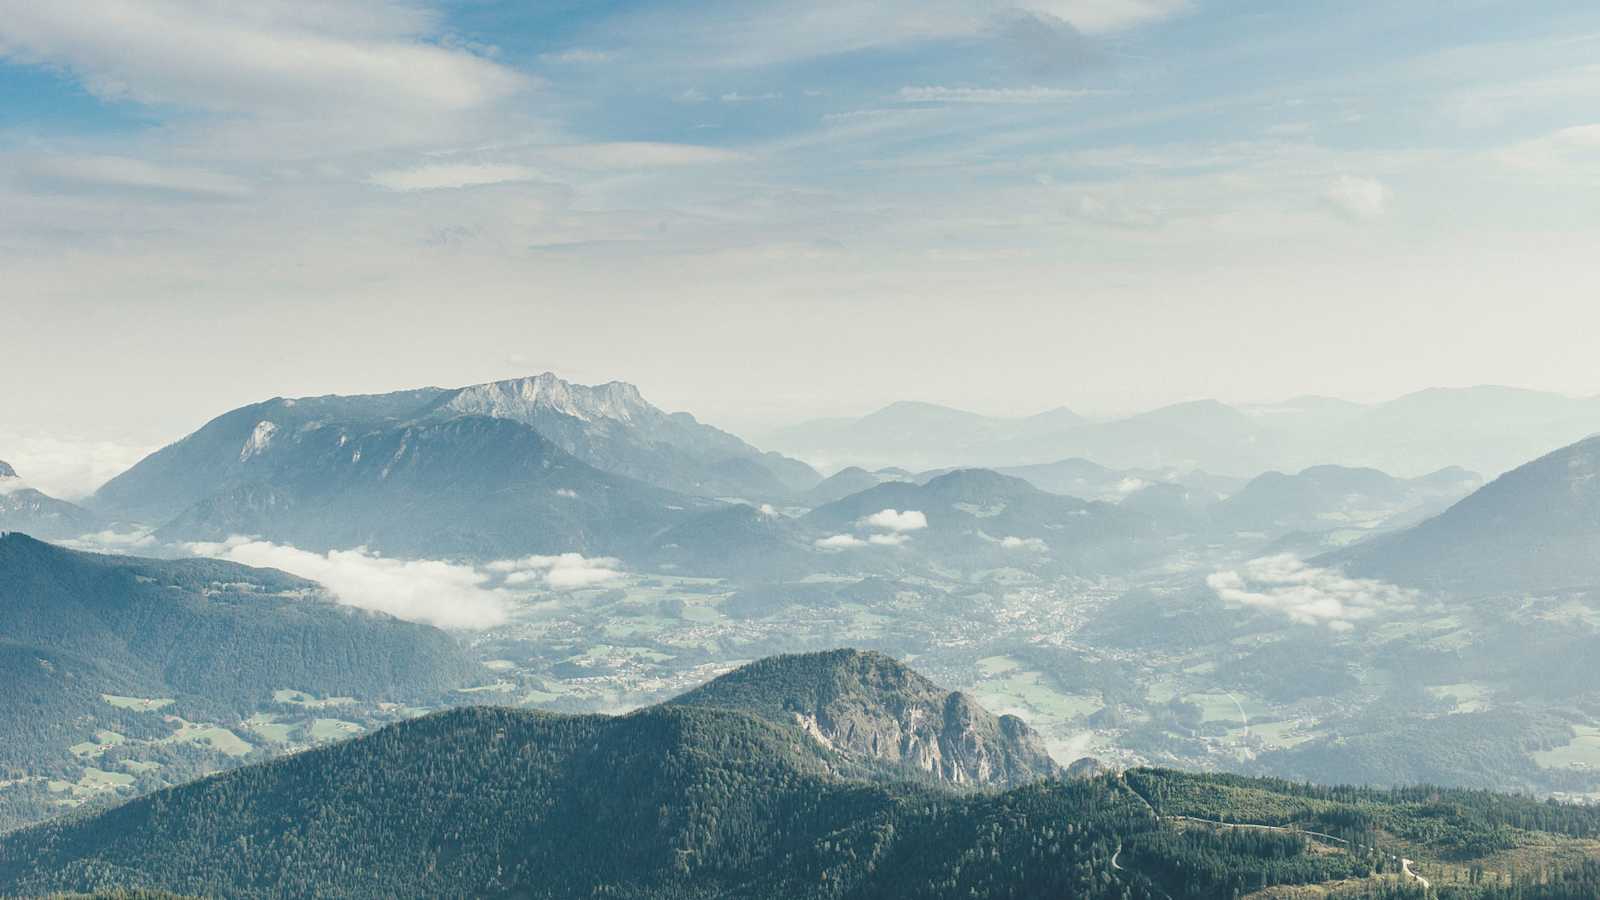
[443,373,656,426]
[669,649,1060,788]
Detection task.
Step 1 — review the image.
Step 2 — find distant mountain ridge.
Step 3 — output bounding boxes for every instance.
[766,386,1600,480]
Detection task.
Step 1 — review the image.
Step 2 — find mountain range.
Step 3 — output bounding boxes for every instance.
[765,386,1600,479]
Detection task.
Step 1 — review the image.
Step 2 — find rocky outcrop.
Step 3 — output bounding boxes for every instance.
[670,649,1060,788]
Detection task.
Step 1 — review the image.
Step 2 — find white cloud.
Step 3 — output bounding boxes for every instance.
[868,533,910,546]
[999,535,1048,551]
[1115,477,1148,495]
[368,163,541,192]
[24,156,252,198]
[815,533,866,549]
[183,537,511,629]
[861,508,928,532]
[487,553,624,589]
[1324,175,1391,221]
[0,0,526,114]
[897,85,1096,104]
[0,431,156,500]
[1207,554,1418,631]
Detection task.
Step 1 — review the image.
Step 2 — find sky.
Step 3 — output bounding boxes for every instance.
[4,0,1600,494]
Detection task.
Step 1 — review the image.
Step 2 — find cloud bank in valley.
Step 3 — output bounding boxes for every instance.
[183,537,513,630]
[487,553,624,589]
[815,533,866,549]
[1207,554,1418,632]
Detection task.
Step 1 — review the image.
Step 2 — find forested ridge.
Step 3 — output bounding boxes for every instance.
[5,700,1597,898]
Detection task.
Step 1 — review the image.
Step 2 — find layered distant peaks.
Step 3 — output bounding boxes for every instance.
[0,459,16,480]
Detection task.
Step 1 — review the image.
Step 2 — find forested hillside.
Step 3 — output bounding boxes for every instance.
[4,656,1600,899]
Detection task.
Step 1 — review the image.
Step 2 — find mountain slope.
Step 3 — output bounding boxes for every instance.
[1210,464,1481,537]
[150,415,704,558]
[0,461,99,539]
[0,534,475,782]
[669,650,1060,787]
[801,466,898,507]
[1325,436,1600,593]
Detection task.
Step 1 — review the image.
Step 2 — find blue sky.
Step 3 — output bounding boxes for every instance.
[2,0,1599,482]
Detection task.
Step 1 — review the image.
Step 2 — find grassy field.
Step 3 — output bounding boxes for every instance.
[101,694,173,711]
[158,718,253,757]
[243,713,296,743]
[309,719,364,741]
[1534,725,1600,770]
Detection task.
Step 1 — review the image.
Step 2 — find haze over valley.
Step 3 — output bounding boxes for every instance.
[5,1,1600,896]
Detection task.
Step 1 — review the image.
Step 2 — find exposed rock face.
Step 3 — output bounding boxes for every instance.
[669,649,1060,788]
[1066,756,1111,780]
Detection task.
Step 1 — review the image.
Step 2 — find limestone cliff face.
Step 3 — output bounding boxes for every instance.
[670,649,1060,788]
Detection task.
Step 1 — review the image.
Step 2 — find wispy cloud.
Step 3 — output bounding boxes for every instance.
[0,0,527,114]
[22,156,252,198]
[542,142,748,170]
[1207,555,1418,632]
[1495,124,1600,178]
[896,85,1096,104]
[368,163,542,192]
[540,48,617,65]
